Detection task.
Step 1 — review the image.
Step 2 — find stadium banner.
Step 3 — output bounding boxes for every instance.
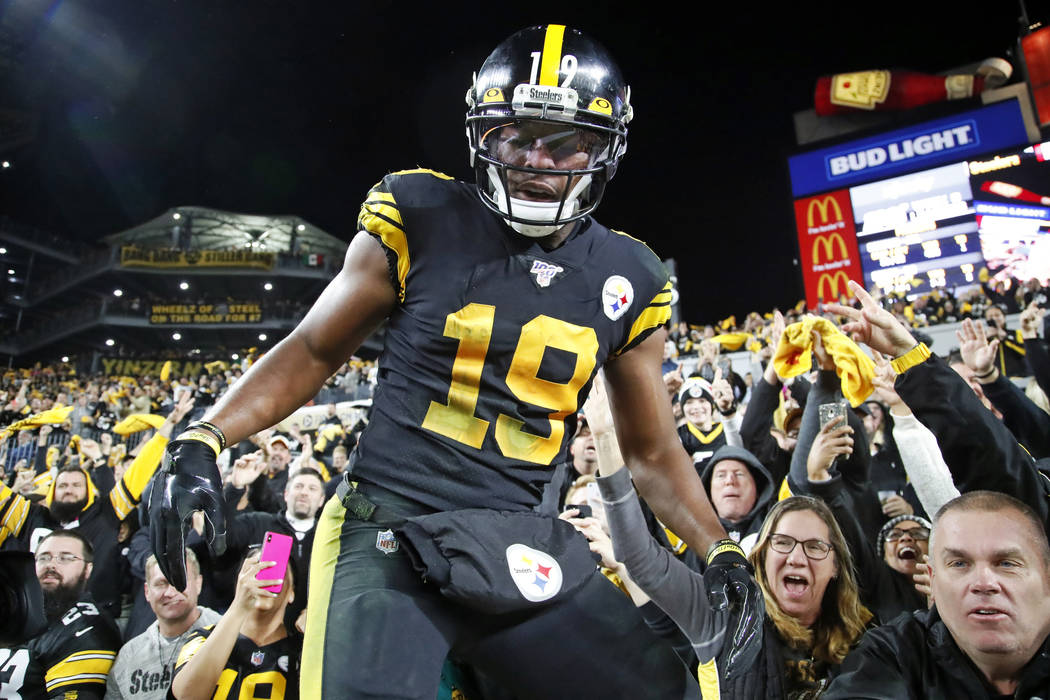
[148,302,263,324]
[120,246,275,270]
[99,358,208,377]
[788,100,1030,197]
[793,189,865,308]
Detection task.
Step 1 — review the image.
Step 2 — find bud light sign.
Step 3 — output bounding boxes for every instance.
[789,100,1030,197]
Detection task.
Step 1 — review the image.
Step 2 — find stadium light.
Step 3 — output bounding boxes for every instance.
[1,161,9,168]
[179,281,189,290]
[263,282,273,291]
[0,247,5,254]
[113,288,123,297]
[173,212,181,220]
[296,224,306,232]
[258,333,267,341]
[105,339,115,346]
[231,353,239,360]
[61,356,69,362]
[172,332,182,341]
[6,269,13,275]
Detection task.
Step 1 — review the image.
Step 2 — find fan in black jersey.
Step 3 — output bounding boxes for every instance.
[0,530,120,700]
[169,552,298,700]
[676,379,744,473]
[151,24,764,699]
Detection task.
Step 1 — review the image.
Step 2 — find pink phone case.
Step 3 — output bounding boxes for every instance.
[257,531,293,593]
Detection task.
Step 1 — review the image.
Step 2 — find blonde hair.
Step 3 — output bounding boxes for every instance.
[748,496,872,665]
[564,474,596,506]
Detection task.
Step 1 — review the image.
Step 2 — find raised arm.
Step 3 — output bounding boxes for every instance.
[204,232,396,444]
[602,328,764,679]
[603,328,726,553]
[149,233,396,591]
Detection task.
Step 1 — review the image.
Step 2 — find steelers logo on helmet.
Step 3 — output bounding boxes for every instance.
[466,24,632,238]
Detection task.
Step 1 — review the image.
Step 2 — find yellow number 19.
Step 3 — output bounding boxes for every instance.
[421,303,599,465]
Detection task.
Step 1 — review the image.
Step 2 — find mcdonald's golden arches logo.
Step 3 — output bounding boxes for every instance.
[807,196,844,227]
[812,233,850,264]
[817,270,853,300]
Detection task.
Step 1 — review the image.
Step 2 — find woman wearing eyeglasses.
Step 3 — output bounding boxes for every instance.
[794,336,949,624]
[582,375,871,699]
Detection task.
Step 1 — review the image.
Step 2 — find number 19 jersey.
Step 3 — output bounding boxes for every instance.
[351,169,671,512]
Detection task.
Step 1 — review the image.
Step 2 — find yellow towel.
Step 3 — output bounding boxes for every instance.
[113,413,167,435]
[709,332,752,352]
[0,405,75,441]
[773,316,875,407]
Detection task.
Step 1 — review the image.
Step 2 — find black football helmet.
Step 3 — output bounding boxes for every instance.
[466,24,633,237]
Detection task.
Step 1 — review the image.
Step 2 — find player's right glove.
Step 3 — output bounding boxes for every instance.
[703,539,765,680]
[145,428,227,592]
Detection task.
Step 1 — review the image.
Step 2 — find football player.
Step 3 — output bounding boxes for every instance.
[0,531,121,700]
[150,24,762,698]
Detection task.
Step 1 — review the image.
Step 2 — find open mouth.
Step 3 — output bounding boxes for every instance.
[511,180,560,202]
[782,574,810,597]
[897,545,918,560]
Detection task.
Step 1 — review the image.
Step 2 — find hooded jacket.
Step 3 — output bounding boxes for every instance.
[699,445,776,554]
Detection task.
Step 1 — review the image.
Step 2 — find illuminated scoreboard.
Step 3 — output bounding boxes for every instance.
[851,161,983,296]
[788,99,1042,305]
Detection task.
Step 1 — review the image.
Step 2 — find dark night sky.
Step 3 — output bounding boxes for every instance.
[0,1,1028,324]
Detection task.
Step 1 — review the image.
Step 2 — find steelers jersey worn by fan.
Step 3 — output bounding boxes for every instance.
[1,598,120,700]
[678,421,728,472]
[168,627,299,700]
[353,169,671,512]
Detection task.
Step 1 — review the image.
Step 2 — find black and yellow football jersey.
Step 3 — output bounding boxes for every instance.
[169,627,299,700]
[352,169,671,511]
[0,597,120,700]
[678,422,728,472]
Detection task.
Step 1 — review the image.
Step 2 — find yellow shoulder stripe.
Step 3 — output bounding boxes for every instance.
[359,201,409,304]
[617,282,673,356]
[390,167,453,180]
[1,483,30,538]
[45,650,115,691]
[175,633,208,668]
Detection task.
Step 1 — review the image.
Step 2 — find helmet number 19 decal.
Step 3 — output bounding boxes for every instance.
[529,51,578,88]
[421,303,598,465]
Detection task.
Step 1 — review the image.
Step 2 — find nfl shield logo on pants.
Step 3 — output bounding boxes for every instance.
[376,529,399,554]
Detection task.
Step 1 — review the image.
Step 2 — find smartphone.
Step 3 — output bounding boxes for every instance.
[877,490,899,505]
[818,401,848,429]
[562,503,593,519]
[257,531,293,593]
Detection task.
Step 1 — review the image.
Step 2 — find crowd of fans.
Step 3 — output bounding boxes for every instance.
[1,271,1050,699]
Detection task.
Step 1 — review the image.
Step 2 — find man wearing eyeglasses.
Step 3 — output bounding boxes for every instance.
[0,530,121,700]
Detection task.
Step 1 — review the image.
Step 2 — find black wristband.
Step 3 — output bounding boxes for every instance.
[187,420,227,451]
[974,367,998,380]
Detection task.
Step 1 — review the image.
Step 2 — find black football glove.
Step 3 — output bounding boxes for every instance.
[703,539,765,680]
[145,431,226,592]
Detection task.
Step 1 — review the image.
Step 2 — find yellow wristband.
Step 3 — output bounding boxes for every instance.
[706,539,744,565]
[176,430,221,458]
[890,342,931,375]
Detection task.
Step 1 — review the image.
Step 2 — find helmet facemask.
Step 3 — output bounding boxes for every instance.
[471,118,620,237]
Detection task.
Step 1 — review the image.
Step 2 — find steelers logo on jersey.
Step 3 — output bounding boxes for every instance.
[601,275,634,321]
